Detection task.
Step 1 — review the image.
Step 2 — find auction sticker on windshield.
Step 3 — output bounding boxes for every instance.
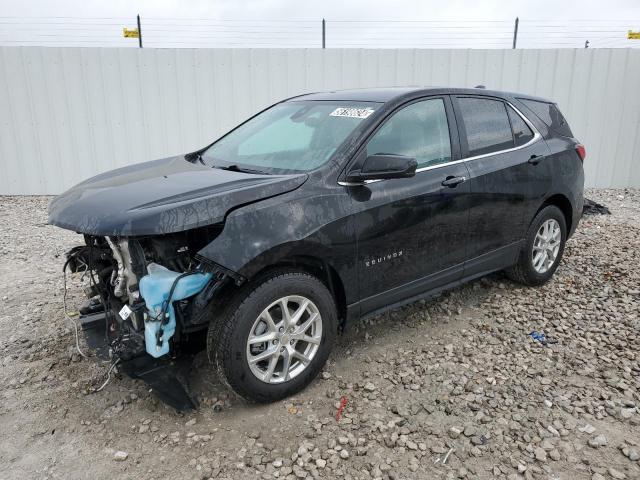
[330,107,375,119]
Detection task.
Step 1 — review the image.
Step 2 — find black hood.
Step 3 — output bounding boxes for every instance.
[49,155,307,236]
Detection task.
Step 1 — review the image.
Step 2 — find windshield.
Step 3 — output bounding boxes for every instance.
[201,100,379,173]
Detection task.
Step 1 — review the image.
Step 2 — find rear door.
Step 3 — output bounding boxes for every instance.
[345,96,471,315]
[452,95,551,276]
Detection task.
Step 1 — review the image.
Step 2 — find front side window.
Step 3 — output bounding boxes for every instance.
[458,97,513,157]
[202,101,379,173]
[366,98,452,169]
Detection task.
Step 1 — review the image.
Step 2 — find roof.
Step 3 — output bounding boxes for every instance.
[289,86,552,104]
[293,87,426,102]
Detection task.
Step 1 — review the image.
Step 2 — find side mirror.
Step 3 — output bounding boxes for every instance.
[346,154,417,183]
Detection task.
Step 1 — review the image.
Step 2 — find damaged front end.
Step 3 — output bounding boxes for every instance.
[50,155,309,407]
[65,226,229,409]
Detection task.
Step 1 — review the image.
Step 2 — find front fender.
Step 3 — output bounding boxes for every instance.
[196,189,358,301]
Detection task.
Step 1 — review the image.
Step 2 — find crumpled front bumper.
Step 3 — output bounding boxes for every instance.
[79,311,199,411]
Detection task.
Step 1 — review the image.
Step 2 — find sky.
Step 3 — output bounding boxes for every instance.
[0,0,639,48]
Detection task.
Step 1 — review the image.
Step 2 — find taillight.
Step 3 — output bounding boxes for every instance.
[576,144,586,162]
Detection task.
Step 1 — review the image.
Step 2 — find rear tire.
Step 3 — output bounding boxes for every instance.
[506,205,567,286]
[207,270,337,403]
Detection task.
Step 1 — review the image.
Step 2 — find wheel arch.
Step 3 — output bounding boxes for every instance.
[248,255,348,327]
[536,193,573,233]
[207,252,348,330]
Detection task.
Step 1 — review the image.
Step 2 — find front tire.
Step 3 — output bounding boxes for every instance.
[207,270,337,403]
[507,205,567,286]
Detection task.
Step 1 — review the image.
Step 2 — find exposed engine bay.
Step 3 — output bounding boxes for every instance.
[48,154,313,409]
[64,225,230,401]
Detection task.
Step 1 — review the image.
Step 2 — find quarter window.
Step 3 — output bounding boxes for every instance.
[507,106,534,147]
[366,98,451,169]
[518,98,573,137]
[458,97,514,157]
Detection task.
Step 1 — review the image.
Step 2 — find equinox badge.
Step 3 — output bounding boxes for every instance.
[365,250,403,267]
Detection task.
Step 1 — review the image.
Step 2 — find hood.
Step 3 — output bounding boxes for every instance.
[49,156,308,236]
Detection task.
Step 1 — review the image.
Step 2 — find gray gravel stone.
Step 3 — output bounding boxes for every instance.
[588,434,608,448]
[608,467,626,479]
[534,447,547,462]
[113,451,128,461]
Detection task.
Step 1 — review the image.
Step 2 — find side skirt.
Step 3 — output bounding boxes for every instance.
[345,241,523,325]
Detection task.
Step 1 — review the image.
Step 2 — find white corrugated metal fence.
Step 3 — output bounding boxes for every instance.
[0,47,639,194]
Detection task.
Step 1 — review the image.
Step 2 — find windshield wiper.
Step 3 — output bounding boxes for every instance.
[213,164,269,175]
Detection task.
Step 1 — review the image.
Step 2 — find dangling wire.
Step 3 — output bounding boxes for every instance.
[62,248,121,394]
[62,255,88,359]
[88,357,121,393]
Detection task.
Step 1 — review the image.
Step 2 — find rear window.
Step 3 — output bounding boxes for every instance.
[457,97,514,157]
[518,98,573,137]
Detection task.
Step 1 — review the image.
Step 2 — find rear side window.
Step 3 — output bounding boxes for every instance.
[518,98,573,137]
[457,97,514,157]
[507,106,534,147]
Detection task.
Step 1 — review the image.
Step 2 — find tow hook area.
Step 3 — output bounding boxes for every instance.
[79,312,201,411]
[65,234,226,411]
[138,263,212,358]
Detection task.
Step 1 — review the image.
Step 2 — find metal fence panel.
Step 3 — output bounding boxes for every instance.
[1,47,639,194]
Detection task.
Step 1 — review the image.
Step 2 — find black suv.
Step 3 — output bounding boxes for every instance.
[50,87,584,403]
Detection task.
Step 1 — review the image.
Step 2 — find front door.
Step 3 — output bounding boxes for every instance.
[345,96,471,316]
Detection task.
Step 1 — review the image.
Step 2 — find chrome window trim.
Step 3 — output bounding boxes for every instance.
[415,157,470,174]
[338,99,540,187]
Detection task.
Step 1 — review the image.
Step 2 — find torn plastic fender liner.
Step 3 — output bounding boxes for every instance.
[139,263,212,358]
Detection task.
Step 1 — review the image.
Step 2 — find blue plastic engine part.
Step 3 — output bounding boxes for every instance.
[138,263,212,358]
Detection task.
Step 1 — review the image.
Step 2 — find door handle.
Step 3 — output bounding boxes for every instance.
[441,176,467,188]
[528,154,545,165]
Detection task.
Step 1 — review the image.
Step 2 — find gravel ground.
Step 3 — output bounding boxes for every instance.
[0,189,639,480]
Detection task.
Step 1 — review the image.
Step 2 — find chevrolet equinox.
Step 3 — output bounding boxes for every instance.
[50,87,585,403]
